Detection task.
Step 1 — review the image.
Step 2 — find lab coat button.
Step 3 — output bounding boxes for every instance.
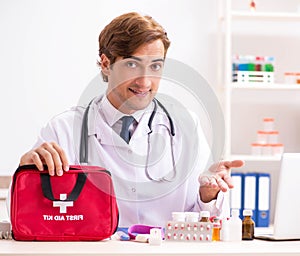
[132,187,136,192]
[128,149,133,154]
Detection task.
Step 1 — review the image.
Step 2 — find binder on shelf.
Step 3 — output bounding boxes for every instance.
[230,172,244,219]
[255,173,271,227]
[243,173,257,224]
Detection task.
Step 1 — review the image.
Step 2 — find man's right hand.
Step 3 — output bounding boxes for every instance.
[19,142,69,176]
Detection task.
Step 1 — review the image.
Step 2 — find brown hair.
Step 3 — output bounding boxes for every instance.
[98,12,171,81]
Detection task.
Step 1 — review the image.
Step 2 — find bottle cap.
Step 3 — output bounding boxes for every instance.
[243,209,253,216]
[231,209,240,217]
[200,211,210,218]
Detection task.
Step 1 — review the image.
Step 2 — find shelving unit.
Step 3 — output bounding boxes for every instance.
[218,0,300,223]
[219,0,300,160]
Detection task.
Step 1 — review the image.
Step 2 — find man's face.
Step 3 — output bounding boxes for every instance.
[105,40,165,114]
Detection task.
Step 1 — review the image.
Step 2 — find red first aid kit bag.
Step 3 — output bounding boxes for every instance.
[10,165,119,241]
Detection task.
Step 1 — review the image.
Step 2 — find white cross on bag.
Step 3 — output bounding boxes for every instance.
[53,193,74,213]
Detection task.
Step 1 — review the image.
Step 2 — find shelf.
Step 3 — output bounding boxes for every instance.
[231,154,282,162]
[230,83,300,90]
[231,11,300,21]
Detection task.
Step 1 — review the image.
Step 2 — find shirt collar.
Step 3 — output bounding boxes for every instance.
[100,95,153,126]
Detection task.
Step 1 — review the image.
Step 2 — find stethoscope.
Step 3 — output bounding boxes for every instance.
[79,97,177,182]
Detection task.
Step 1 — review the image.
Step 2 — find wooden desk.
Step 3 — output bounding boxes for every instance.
[1,239,300,256]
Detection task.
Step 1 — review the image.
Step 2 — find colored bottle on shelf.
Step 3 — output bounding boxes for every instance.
[242,209,255,240]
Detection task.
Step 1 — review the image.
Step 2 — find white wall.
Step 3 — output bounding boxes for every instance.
[0,0,220,174]
[1,0,300,175]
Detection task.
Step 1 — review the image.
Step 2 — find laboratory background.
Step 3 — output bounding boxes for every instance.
[1,0,300,225]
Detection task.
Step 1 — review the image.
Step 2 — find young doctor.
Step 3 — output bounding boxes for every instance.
[19,12,244,227]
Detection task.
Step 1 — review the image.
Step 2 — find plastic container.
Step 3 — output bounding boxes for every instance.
[284,72,296,84]
[221,218,230,241]
[257,130,268,143]
[271,143,284,156]
[296,73,300,84]
[268,131,279,144]
[185,212,199,222]
[263,56,275,72]
[172,212,186,222]
[261,144,272,155]
[229,209,242,241]
[251,143,263,155]
[263,118,274,131]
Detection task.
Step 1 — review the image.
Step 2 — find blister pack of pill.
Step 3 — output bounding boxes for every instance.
[165,221,212,242]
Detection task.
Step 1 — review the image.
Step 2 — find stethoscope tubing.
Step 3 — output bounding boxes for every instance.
[79,97,177,182]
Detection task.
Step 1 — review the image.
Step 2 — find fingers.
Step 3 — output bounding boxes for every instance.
[19,142,69,176]
[20,150,44,171]
[199,175,229,192]
[223,159,245,169]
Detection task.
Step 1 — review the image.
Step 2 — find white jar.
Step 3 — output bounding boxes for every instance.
[263,118,274,131]
[262,144,272,155]
[284,72,296,84]
[251,143,263,155]
[268,131,279,144]
[271,143,284,156]
[257,130,268,143]
[185,212,199,222]
[172,212,186,222]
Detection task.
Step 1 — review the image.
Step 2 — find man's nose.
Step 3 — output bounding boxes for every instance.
[135,76,152,87]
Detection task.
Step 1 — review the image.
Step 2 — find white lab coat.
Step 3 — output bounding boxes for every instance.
[31,95,228,227]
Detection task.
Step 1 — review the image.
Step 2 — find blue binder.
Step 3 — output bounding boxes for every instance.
[255,173,270,227]
[243,172,257,224]
[230,172,244,219]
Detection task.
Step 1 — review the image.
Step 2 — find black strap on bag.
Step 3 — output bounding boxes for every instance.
[40,173,87,201]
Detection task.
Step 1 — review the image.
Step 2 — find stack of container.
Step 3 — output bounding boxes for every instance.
[251,117,284,156]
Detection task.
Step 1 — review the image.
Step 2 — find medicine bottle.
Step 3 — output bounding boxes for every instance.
[172,212,185,222]
[199,211,210,222]
[220,217,230,241]
[212,218,221,241]
[185,212,199,222]
[229,209,242,241]
[242,209,255,240]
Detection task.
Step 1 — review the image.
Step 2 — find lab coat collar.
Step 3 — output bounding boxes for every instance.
[86,95,170,146]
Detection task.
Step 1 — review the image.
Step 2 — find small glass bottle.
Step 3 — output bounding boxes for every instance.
[212,217,221,241]
[242,209,255,240]
[199,211,210,222]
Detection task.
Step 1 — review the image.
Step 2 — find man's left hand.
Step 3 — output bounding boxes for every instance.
[198,160,245,202]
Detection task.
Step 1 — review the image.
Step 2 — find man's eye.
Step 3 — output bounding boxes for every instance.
[126,62,137,68]
[150,63,163,71]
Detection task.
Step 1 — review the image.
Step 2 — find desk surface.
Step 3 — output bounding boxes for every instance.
[1,239,300,256]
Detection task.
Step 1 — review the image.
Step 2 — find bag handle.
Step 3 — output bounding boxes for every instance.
[40,173,87,201]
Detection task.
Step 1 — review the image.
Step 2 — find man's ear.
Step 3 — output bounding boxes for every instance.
[100,54,111,77]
